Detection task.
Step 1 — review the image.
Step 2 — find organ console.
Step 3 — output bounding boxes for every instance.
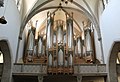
[24,11,96,74]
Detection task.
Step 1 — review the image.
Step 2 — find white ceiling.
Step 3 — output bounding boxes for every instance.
[23,0,103,36]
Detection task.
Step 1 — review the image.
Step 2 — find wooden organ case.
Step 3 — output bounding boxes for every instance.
[24,12,97,74]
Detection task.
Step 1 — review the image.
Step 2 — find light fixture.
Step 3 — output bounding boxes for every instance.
[65,0,68,4]
[0,16,7,24]
[61,0,73,4]
[0,0,8,24]
[0,0,4,7]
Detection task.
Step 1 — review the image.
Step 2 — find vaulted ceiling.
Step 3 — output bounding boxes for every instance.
[19,0,104,39]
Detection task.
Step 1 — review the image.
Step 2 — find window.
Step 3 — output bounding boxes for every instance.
[0,51,3,63]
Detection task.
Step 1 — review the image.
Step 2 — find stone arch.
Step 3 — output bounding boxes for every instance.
[19,0,100,39]
[0,40,12,82]
[107,41,120,82]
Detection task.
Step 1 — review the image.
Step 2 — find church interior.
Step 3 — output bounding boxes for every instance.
[0,0,120,82]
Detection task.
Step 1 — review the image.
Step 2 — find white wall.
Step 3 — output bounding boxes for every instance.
[0,0,21,63]
[17,24,29,63]
[94,27,103,63]
[22,0,37,21]
[100,0,120,63]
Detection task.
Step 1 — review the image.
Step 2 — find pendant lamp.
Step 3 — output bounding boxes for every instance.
[0,0,8,24]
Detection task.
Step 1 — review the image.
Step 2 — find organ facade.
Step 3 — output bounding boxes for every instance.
[23,10,96,74]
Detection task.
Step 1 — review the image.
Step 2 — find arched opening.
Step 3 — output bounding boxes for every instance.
[0,50,3,81]
[0,51,3,63]
[107,41,120,82]
[0,40,12,82]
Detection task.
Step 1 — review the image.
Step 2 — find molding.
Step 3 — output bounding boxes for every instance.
[0,40,12,82]
[107,41,120,82]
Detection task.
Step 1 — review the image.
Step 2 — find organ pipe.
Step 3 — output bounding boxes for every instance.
[58,49,64,66]
[75,45,77,55]
[77,37,82,56]
[69,54,73,66]
[67,18,73,49]
[57,21,63,44]
[27,30,34,51]
[33,45,37,55]
[85,29,92,55]
[38,36,43,56]
[46,15,53,49]
[83,45,86,57]
[53,59,57,67]
[42,46,45,55]
[53,33,56,46]
[63,34,66,46]
[64,59,68,67]
[48,54,52,67]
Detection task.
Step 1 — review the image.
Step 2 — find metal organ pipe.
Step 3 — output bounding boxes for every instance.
[33,45,37,55]
[53,59,57,67]
[64,59,68,67]
[63,34,66,45]
[42,46,45,55]
[77,37,82,56]
[57,21,63,43]
[66,17,73,67]
[53,34,56,46]
[69,54,73,66]
[67,18,73,49]
[27,30,34,52]
[83,45,86,56]
[57,21,64,67]
[58,49,64,66]
[85,29,92,54]
[46,17,53,49]
[38,36,43,56]
[48,54,52,67]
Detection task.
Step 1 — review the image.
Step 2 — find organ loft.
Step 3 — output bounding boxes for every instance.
[24,8,97,74]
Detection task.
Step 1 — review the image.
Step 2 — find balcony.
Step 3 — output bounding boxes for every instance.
[13,63,47,76]
[74,64,106,76]
[13,64,107,76]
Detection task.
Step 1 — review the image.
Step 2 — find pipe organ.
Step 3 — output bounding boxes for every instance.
[38,35,43,56]
[24,12,96,74]
[84,28,93,63]
[76,37,82,57]
[46,13,53,50]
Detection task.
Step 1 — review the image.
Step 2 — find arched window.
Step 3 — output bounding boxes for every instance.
[0,51,3,63]
[117,52,120,64]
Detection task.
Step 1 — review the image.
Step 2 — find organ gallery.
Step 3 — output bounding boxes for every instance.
[24,9,96,74]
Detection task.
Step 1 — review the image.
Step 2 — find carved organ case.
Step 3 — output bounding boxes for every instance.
[24,10,97,74]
